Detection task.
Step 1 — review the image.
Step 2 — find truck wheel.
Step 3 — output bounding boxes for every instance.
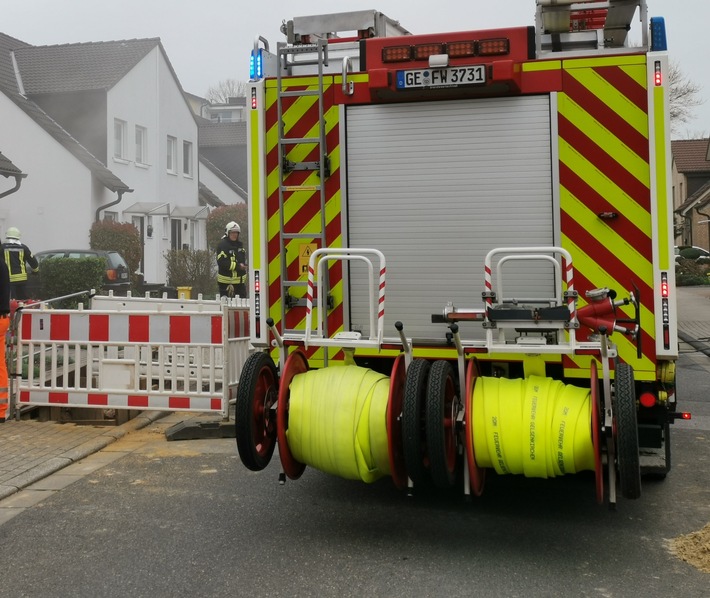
[614,363,641,499]
[402,359,431,487]
[235,352,279,471]
[425,360,459,489]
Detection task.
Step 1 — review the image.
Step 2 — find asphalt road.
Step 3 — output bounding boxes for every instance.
[0,352,708,598]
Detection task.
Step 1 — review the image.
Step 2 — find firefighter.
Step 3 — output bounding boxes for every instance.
[2,227,39,301]
[0,257,9,422]
[216,221,247,298]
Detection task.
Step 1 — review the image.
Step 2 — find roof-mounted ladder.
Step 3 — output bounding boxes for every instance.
[275,38,330,333]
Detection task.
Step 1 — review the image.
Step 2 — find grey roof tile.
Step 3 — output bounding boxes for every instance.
[0,32,30,93]
[13,38,159,93]
[198,182,225,207]
[672,139,710,173]
[199,121,247,146]
[0,150,25,177]
[0,33,131,192]
[200,155,247,200]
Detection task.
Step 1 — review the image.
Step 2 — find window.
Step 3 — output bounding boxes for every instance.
[171,218,182,249]
[135,126,147,164]
[103,211,117,222]
[114,119,127,159]
[167,136,177,173]
[183,141,193,177]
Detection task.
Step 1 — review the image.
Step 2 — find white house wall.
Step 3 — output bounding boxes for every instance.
[0,92,97,256]
[107,46,200,284]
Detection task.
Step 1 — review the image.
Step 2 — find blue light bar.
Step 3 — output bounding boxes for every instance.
[249,48,264,81]
[650,17,667,51]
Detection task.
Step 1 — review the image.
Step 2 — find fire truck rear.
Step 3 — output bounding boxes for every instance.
[236,0,688,507]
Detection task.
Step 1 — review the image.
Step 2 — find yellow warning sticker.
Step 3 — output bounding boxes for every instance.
[299,243,317,278]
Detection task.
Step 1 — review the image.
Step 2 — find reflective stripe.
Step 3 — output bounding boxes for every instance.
[5,247,28,282]
[217,274,247,284]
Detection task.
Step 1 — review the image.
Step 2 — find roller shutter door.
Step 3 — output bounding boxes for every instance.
[345,96,555,341]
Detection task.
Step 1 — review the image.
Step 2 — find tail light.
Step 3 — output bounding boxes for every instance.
[106,269,117,281]
[639,392,656,408]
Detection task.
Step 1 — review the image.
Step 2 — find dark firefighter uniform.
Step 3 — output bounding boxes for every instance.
[216,235,247,298]
[3,240,39,300]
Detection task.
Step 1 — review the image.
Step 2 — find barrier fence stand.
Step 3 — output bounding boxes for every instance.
[10,298,251,424]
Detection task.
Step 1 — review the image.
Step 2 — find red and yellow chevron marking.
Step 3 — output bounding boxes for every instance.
[558,57,656,378]
[263,77,345,365]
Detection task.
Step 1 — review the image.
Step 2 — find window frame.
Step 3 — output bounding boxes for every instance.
[182,140,193,177]
[113,119,127,160]
[167,135,178,174]
[135,125,148,165]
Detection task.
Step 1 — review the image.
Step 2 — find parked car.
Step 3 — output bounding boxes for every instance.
[32,249,131,296]
[675,245,710,263]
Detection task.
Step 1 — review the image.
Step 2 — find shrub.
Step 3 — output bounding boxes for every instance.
[675,257,710,286]
[207,203,248,250]
[164,249,218,298]
[40,257,106,307]
[89,220,142,274]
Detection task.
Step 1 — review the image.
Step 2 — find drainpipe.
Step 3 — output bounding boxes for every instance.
[95,188,133,222]
[0,173,27,199]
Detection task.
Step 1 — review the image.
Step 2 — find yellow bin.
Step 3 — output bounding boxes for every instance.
[177,286,192,299]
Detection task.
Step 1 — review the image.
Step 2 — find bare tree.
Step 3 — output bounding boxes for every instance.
[669,61,704,135]
[205,79,248,104]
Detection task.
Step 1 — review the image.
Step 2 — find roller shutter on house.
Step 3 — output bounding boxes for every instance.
[345,95,555,341]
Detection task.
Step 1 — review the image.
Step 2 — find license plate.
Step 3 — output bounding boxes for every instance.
[396,65,486,90]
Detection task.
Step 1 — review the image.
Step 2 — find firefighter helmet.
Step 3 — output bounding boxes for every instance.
[5,227,20,240]
[225,221,241,234]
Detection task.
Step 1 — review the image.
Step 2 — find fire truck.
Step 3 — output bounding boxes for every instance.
[235,0,687,507]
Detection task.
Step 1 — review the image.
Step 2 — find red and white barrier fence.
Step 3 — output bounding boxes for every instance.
[11,297,251,417]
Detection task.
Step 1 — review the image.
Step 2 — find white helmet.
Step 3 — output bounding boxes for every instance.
[5,226,20,240]
[225,221,241,234]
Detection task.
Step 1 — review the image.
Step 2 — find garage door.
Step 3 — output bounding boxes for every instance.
[345,95,555,342]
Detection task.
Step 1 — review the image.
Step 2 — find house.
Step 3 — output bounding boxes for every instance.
[186,91,247,123]
[184,95,247,211]
[672,138,710,249]
[0,33,132,264]
[0,33,207,284]
[198,121,248,207]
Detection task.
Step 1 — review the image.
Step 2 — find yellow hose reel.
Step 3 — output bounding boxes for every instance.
[235,348,615,502]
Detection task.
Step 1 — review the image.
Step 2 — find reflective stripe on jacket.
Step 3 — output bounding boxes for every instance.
[3,243,38,283]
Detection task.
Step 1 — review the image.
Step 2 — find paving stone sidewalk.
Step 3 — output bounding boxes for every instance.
[0,411,166,500]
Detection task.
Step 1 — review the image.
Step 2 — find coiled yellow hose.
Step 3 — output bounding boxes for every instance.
[472,375,594,478]
[287,366,391,483]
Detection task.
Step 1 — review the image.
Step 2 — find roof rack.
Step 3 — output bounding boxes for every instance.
[280,10,410,45]
[535,0,648,55]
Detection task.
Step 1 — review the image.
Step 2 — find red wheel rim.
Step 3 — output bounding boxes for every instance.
[442,366,458,474]
[591,360,604,505]
[277,349,308,480]
[387,354,407,490]
[464,359,485,497]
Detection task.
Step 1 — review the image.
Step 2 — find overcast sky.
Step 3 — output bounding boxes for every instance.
[4,0,708,138]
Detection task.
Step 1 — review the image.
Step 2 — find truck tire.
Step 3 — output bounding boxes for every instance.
[235,352,279,471]
[425,360,459,489]
[615,363,641,499]
[402,359,431,487]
